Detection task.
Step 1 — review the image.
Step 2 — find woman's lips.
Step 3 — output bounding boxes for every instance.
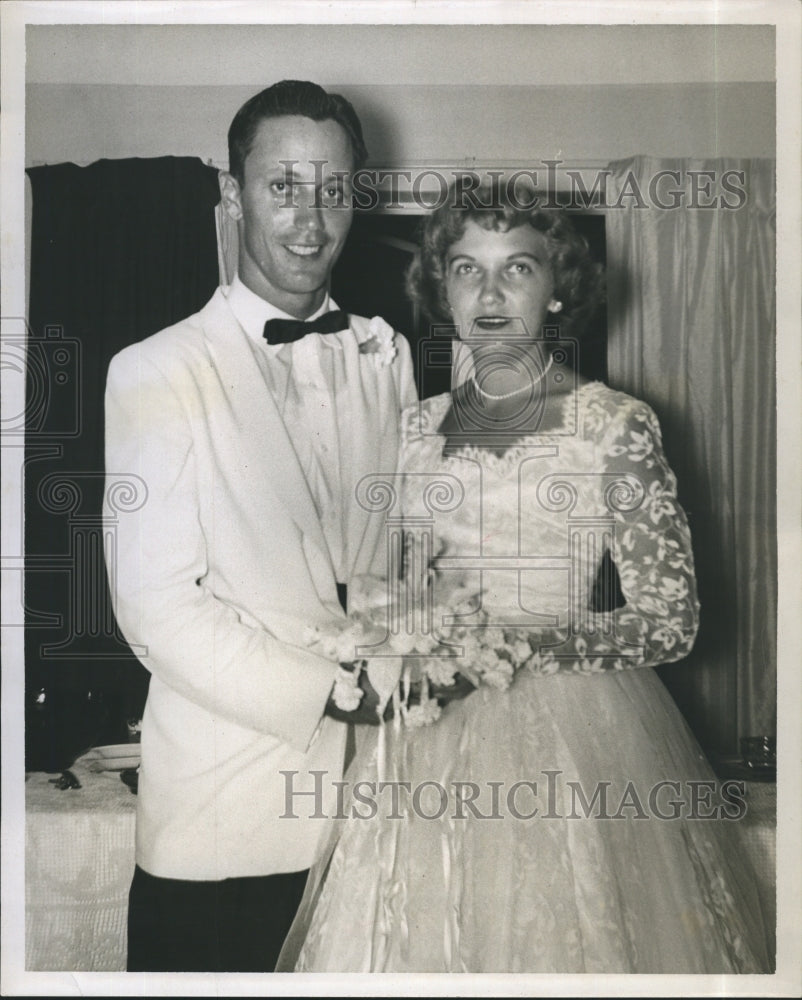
[474,316,512,330]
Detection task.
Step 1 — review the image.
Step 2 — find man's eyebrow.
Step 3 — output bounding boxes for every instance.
[269,172,350,187]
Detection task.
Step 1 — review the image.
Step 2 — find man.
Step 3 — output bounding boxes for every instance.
[104,80,416,972]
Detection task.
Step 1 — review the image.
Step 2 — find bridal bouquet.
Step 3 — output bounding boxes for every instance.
[304,572,543,727]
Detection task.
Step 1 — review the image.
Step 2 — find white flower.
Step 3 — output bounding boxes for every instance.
[482,660,515,690]
[476,645,502,671]
[333,622,367,663]
[358,316,398,368]
[485,667,515,690]
[481,627,507,650]
[402,698,442,728]
[528,647,560,675]
[423,657,460,686]
[450,628,484,663]
[511,639,533,664]
[332,664,364,712]
[472,646,515,689]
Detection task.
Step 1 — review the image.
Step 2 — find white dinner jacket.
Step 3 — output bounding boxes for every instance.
[104,287,416,879]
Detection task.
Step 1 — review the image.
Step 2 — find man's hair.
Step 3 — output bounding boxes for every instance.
[228,80,368,184]
[406,176,605,339]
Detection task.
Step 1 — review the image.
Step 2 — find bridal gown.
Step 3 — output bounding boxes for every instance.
[285,381,771,974]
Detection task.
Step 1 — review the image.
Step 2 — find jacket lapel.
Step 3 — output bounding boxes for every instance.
[199,289,332,566]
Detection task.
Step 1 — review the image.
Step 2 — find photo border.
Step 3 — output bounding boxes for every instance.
[2,2,799,996]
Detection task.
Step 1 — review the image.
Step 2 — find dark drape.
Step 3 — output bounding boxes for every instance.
[25,157,221,770]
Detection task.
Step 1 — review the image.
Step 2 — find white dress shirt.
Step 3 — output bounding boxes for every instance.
[226,276,350,583]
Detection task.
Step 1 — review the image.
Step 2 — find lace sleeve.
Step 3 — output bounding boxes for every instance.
[527,393,700,675]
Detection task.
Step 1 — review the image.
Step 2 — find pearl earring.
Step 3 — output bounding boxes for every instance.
[548,300,563,314]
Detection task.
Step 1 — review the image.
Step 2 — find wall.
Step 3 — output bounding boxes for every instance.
[26,82,775,168]
[25,24,775,168]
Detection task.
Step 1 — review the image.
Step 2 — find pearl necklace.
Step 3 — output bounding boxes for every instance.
[471,355,554,401]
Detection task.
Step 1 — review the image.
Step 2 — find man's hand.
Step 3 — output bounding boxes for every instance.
[324,664,392,726]
[325,665,477,726]
[429,672,476,707]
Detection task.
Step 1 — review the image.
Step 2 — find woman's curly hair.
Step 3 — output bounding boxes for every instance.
[406,177,605,338]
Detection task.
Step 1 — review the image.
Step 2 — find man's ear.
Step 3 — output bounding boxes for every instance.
[219,171,243,222]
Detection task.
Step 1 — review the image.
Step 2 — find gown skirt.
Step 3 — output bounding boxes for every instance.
[282,385,772,974]
[285,667,771,974]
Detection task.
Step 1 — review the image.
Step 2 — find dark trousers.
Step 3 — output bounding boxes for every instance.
[126,864,308,972]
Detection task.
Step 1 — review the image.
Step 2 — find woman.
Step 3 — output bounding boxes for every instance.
[281,179,771,974]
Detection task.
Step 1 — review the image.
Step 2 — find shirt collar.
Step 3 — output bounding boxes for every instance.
[225,274,337,345]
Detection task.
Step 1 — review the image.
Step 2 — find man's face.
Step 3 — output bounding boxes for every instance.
[220,115,354,317]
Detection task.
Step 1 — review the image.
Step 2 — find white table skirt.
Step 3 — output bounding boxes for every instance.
[25,764,776,972]
[26,761,136,972]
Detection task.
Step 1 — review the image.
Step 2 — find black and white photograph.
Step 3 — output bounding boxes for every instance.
[1,1,800,995]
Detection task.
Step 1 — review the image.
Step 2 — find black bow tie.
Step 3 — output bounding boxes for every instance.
[262,309,349,345]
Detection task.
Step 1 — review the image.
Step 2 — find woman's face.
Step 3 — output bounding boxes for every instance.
[444,219,557,347]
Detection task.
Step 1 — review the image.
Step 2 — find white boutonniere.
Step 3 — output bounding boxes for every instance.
[358,316,398,367]
[331,661,366,712]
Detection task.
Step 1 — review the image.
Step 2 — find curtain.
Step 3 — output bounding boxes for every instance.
[604,156,776,758]
[25,157,221,770]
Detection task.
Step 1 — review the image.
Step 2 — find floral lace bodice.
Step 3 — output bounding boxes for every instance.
[398,381,700,674]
